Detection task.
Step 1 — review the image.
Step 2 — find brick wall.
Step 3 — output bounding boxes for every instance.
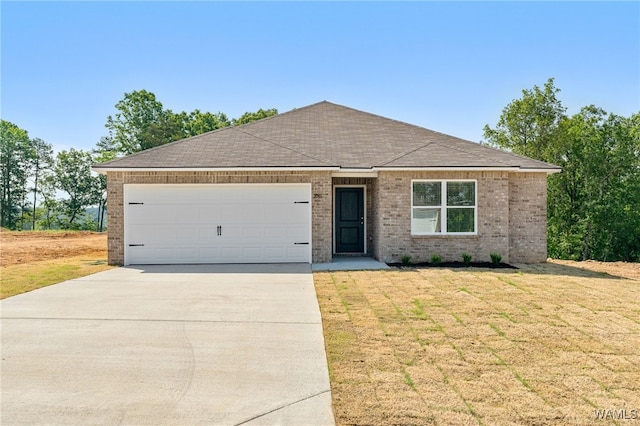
[374,171,511,264]
[311,172,333,263]
[508,173,548,263]
[105,171,332,265]
[373,171,549,264]
[106,172,125,266]
[106,170,549,265]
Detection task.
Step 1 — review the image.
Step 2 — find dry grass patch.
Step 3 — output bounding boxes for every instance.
[1,254,113,299]
[314,264,639,425]
[1,230,112,298]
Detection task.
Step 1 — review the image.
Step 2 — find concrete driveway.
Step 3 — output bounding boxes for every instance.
[1,264,335,425]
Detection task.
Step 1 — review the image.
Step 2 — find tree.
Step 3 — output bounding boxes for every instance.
[28,138,54,230]
[0,120,32,229]
[483,78,565,162]
[38,174,60,230]
[548,108,640,261]
[484,79,640,262]
[54,149,98,228]
[232,108,278,126]
[182,110,231,136]
[105,90,166,154]
[91,150,116,232]
[137,112,185,150]
[103,90,278,155]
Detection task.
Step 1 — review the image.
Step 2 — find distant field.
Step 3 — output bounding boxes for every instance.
[1,230,112,299]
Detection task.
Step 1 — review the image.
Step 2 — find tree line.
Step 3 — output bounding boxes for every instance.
[484,78,640,261]
[0,90,277,231]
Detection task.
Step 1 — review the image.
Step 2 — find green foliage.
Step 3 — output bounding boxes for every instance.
[547,108,640,261]
[430,255,442,265]
[27,137,54,230]
[106,90,166,154]
[54,149,101,228]
[490,253,502,265]
[484,78,565,162]
[461,253,472,264]
[485,79,640,262]
[181,110,231,136]
[400,254,412,265]
[232,108,278,126]
[1,120,33,229]
[103,90,276,155]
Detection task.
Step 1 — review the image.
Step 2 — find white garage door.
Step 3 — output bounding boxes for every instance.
[124,184,311,265]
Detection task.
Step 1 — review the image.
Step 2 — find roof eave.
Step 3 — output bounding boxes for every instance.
[373,166,561,174]
[91,166,340,174]
[93,165,561,175]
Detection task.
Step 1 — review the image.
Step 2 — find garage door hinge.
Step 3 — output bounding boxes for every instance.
[294,201,309,204]
[128,244,145,247]
[294,242,309,245]
[128,202,144,205]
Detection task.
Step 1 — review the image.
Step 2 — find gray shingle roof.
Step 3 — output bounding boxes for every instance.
[95,101,560,171]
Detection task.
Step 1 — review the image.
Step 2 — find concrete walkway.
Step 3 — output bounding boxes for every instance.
[1,264,335,425]
[312,256,390,272]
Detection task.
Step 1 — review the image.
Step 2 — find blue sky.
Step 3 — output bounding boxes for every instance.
[2,1,639,154]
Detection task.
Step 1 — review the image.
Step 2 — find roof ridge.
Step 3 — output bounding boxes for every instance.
[229,100,330,130]
[316,101,474,140]
[316,102,535,167]
[231,126,333,166]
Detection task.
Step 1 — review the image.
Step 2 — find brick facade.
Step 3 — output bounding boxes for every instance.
[508,173,548,263]
[106,170,548,266]
[372,171,547,264]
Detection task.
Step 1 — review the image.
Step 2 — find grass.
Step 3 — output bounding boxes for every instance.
[314,265,640,425]
[1,255,114,299]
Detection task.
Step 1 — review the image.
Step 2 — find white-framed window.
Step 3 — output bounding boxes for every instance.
[411,180,477,235]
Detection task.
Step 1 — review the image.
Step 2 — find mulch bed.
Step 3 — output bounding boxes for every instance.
[387,261,518,269]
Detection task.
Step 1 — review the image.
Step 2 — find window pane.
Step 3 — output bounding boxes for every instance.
[447,182,475,206]
[412,208,441,233]
[447,208,475,233]
[413,182,441,206]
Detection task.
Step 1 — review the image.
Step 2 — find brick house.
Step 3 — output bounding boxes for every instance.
[93,101,560,266]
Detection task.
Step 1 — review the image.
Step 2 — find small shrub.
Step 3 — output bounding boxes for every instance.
[490,253,502,265]
[461,253,472,265]
[400,254,412,265]
[430,255,442,266]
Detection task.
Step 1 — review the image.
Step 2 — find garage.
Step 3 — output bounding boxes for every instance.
[124,184,311,265]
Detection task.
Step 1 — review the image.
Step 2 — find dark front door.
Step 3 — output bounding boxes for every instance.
[335,187,365,253]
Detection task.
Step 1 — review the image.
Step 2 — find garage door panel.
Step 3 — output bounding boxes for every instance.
[125,184,311,264]
[180,206,203,223]
[287,246,309,260]
[128,206,178,225]
[287,225,309,239]
[175,248,198,259]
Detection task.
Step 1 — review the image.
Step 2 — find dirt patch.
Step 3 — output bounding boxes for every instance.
[0,230,107,266]
[549,258,640,281]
